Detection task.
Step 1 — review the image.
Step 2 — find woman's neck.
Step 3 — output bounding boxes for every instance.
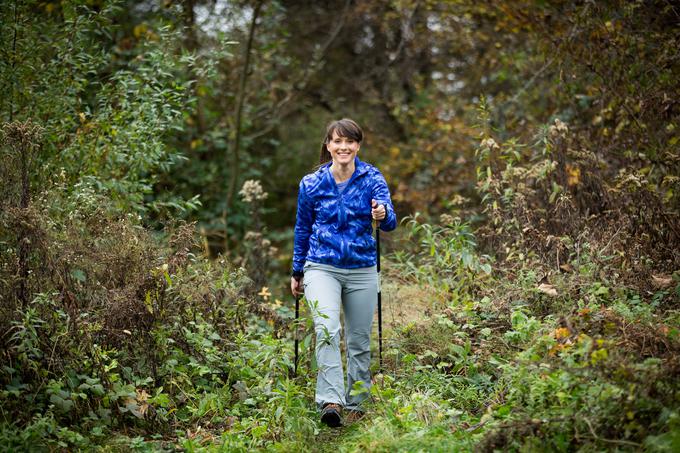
[330,161,355,183]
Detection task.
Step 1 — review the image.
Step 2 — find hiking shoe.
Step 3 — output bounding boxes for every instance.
[320,403,342,427]
[345,410,365,423]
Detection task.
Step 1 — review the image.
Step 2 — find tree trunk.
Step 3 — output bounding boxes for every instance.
[223,0,264,252]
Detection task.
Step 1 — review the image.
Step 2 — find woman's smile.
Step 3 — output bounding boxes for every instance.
[327,131,360,165]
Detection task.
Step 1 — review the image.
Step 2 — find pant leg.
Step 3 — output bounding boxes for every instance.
[303,263,345,409]
[342,266,378,411]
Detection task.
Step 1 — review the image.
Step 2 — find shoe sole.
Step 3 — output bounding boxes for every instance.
[321,410,342,427]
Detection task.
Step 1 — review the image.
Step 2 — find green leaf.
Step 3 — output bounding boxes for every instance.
[71,269,87,283]
[50,394,74,413]
[496,405,511,417]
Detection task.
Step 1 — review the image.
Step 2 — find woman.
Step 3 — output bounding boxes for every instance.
[290,118,397,427]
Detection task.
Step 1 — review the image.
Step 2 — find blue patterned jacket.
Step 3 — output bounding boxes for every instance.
[292,157,397,276]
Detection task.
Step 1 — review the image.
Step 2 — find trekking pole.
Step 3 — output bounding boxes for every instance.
[294,293,300,376]
[376,225,383,373]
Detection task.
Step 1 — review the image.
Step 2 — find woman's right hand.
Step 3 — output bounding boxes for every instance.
[291,276,304,297]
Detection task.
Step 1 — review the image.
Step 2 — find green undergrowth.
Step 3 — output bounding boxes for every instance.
[2,213,680,452]
[0,205,677,453]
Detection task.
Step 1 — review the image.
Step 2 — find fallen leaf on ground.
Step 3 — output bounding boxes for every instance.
[538,283,558,296]
[560,263,574,273]
[652,274,673,289]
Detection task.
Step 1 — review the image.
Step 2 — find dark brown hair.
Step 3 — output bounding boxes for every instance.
[318,118,364,166]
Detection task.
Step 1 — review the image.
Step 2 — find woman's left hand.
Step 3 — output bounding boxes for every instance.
[371,199,386,221]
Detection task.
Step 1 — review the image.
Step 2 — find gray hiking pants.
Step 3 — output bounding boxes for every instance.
[303,261,378,411]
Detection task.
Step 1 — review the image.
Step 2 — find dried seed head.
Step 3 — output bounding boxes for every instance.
[244,230,262,241]
[439,213,455,225]
[480,137,500,150]
[549,118,569,138]
[239,180,268,203]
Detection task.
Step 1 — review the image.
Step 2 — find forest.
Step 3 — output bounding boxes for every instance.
[1,0,679,451]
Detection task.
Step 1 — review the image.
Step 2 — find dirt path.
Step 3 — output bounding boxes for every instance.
[379,260,442,329]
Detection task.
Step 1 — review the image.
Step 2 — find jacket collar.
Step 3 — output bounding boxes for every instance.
[320,156,369,178]
[321,156,368,192]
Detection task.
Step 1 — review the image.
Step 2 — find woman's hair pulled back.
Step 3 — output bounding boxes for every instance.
[318,118,363,166]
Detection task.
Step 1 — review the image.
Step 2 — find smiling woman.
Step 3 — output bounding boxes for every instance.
[320,119,363,174]
[327,133,360,171]
[290,118,397,427]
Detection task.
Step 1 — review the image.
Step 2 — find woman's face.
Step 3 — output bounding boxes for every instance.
[326,130,360,166]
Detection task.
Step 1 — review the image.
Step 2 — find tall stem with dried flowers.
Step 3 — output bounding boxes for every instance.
[1,120,43,308]
[239,180,276,288]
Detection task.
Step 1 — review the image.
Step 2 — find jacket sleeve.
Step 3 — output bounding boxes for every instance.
[293,180,314,275]
[372,169,397,232]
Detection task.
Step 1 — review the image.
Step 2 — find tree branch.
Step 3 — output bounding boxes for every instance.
[243,0,352,142]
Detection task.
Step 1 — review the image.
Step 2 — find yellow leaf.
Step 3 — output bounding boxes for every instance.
[257,286,271,301]
[133,24,148,39]
[554,327,570,339]
[566,164,580,187]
